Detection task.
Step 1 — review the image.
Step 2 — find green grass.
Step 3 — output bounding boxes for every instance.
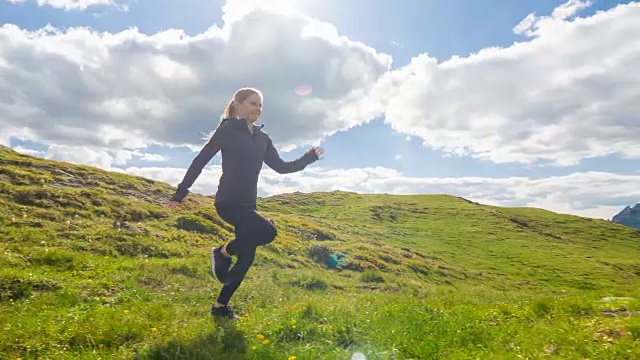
[1,145,639,359]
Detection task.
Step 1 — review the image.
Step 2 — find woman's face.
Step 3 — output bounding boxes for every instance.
[236,94,262,123]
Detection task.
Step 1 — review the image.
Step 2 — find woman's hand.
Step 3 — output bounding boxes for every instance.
[310,146,324,159]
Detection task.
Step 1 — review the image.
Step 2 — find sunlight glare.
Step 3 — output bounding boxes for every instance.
[294,84,313,96]
[223,0,304,24]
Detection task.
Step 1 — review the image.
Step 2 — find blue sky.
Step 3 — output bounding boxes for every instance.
[1,0,639,219]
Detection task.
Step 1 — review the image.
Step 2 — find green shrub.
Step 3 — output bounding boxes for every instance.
[361,269,385,283]
[176,215,223,235]
[0,274,61,302]
[308,244,332,265]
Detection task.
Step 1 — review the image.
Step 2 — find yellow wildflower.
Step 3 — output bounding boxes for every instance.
[257,334,265,341]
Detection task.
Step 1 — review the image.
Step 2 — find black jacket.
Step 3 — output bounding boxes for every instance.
[171,118,319,206]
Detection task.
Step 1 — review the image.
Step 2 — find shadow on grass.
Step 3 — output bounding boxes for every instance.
[141,318,248,360]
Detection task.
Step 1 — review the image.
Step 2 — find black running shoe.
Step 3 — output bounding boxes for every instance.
[211,245,231,283]
[211,304,240,320]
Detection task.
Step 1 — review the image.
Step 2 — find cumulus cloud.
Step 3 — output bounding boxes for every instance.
[45,144,114,169]
[6,0,128,11]
[3,0,637,167]
[221,0,303,24]
[121,164,639,220]
[20,144,169,171]
[13,146,45,157]
[0,5,391,153]
[370,1,640,165]
[140,153,165,162]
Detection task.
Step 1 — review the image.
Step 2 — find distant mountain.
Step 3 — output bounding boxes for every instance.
[612,204,640,230]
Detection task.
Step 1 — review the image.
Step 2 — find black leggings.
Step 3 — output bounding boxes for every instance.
[214,202,277,305]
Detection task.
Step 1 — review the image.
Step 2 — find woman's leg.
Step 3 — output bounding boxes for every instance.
[211,204,277,317]
[211,203,248,283]
[215,243,257,305]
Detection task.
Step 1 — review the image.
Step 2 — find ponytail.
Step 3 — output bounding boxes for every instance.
[223,99,237,119]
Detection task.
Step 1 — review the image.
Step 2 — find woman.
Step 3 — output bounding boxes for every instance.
[167,87,323,319]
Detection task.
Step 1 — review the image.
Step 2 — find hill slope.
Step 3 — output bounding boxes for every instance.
[1,146,639,359]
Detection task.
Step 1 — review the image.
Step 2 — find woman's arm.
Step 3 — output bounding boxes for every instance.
[264,137,323,174]
[170,125,228,202]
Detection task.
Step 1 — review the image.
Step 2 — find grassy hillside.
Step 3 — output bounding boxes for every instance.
[1,145,639,359]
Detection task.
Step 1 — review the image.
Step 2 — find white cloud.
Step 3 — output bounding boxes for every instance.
[4,0,637,167]
[369,1,640,166]
[13,143,167,171]
[221,0,303,25]
[140,153,166,162]
[13,146,45,157]
[0,4,391,153]
[390,40,402,49]
[120,164,638,220]
[514,0,592,37]
[551,0,592,21]
[45,144,113,169]
[6,0,128,11]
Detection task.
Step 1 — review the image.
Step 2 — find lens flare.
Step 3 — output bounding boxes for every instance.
[294,84,312,96]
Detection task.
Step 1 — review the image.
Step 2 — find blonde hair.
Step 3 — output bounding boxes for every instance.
[222,87,263,119]
[202,87,263,141]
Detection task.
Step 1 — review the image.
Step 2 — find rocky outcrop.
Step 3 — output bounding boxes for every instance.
[612,204,640,230]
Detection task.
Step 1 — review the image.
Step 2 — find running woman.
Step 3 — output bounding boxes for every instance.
[167,87,324,319]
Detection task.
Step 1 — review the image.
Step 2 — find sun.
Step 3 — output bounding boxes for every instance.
[262,0,303,15]
[223,0,305,22]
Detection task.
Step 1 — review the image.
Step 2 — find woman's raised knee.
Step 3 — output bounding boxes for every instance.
[261,219,277,245]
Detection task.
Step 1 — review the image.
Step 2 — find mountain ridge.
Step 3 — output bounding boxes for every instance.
[612,203,640,230]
